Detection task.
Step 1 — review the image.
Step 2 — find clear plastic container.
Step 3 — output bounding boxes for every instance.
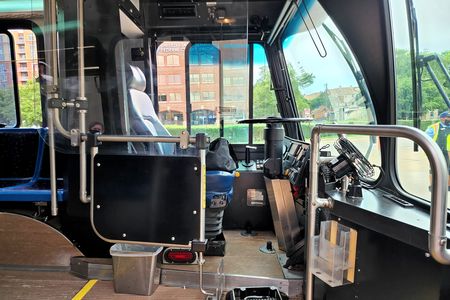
[110,243,163,295]
[311,220,357,287]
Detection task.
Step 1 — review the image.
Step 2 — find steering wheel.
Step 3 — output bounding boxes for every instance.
[237,117,313,124]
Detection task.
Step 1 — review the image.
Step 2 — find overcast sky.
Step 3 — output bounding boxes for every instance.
[255,0,450,95]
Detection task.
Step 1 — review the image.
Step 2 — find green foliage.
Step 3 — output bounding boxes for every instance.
[165,124,267,144]
[310,91,331,110]
[287,63,314,114]
[395,49,450,118]
[18,79,42,127]
[252,63,314,118]
[0,79,41,127]
[253,66,278,118]
[0,87,16,126]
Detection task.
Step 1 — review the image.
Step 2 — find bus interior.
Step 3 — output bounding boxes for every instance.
[0,0,450,299]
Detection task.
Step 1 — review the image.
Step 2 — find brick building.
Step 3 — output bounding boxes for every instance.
[10,30,38,85]
[0,30,38,88]
[0,34,14,89]
[156,40,248,127]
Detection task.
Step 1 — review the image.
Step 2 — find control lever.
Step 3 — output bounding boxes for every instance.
[242,145,257,167]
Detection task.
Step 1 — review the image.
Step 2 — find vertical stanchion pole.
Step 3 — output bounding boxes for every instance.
[305,126,321,300]
[200,147,206,243]
[45,0,59,216]
[196,134,214,297]
[77,0,89,203]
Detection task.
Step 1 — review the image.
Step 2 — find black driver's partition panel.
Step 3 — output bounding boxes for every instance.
[92,154,200,246]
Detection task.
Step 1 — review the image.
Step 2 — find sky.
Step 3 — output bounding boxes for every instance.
[263,0,450,96]
[391,0,450,52]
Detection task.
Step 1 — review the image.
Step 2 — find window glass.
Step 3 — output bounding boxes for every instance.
[282,2,380,165]
[0,34,16,127]
[219,41,249,143]
[156,40,249,143]
[10,29,41,127]
[166,55,179,66]
[253,43,278,143]
[391,0,450,204]
[189,44,221,140]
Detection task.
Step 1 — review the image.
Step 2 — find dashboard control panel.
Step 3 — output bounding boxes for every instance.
[283,139,310,187]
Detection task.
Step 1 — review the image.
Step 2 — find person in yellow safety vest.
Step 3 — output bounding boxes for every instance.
[425,111,450,190]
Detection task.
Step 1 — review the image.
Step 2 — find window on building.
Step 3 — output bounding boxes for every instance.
[233,76,245,85]
[224,77,231,86]
[202,91,215,101]
[159,110,184,125]
[158,75,166,85]
[169,93,181,102]
[201,73,214,84]
[167,74,181,84]
[159,94,167,102]
[166,55,180,66]
[190,74,200,84]
[0,34,17,127]
[191,92,201,102]
[390,0,450,204]
[157,55,165,66]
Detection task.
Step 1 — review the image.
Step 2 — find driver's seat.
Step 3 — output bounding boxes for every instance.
[127,65,174,154]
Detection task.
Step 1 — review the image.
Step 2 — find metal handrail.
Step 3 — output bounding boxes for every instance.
[306,124,450,300]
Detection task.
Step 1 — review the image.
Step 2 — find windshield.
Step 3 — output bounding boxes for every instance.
[281,1,380,164]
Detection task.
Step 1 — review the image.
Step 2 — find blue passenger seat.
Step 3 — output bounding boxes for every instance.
[0,128,64,202]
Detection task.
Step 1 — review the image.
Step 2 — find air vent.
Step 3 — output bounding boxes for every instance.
[160,4,198,19]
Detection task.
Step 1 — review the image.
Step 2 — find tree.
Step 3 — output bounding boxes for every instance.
[253,64,315,117]
[310,91,331,110]
[287,63,314,114]
[18,79,42,127]
[0,88,16,126]
[395,49,450,119]
[253,66,278,118]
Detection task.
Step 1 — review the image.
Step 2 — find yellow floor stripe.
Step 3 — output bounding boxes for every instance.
[72,279,98,300]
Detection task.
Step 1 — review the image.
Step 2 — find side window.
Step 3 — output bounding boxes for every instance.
[391,0,450,203]
[4,29,41,128]
[253,43,278,143]
[0,34,17,127]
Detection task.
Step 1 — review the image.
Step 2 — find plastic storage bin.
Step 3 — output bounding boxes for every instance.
[110,243,163,296]
[311,220,357,287]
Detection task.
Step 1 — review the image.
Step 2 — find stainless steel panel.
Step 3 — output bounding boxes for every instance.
[264,178,302,251]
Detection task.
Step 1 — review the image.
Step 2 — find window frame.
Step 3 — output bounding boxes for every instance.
[0,30,20,128]
[0,21,46,128]
[155,40,276,145]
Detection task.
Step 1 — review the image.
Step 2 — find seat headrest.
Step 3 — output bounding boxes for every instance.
[127,65,146,92]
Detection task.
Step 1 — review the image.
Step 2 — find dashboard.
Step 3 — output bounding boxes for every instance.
[283,138,310,188]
